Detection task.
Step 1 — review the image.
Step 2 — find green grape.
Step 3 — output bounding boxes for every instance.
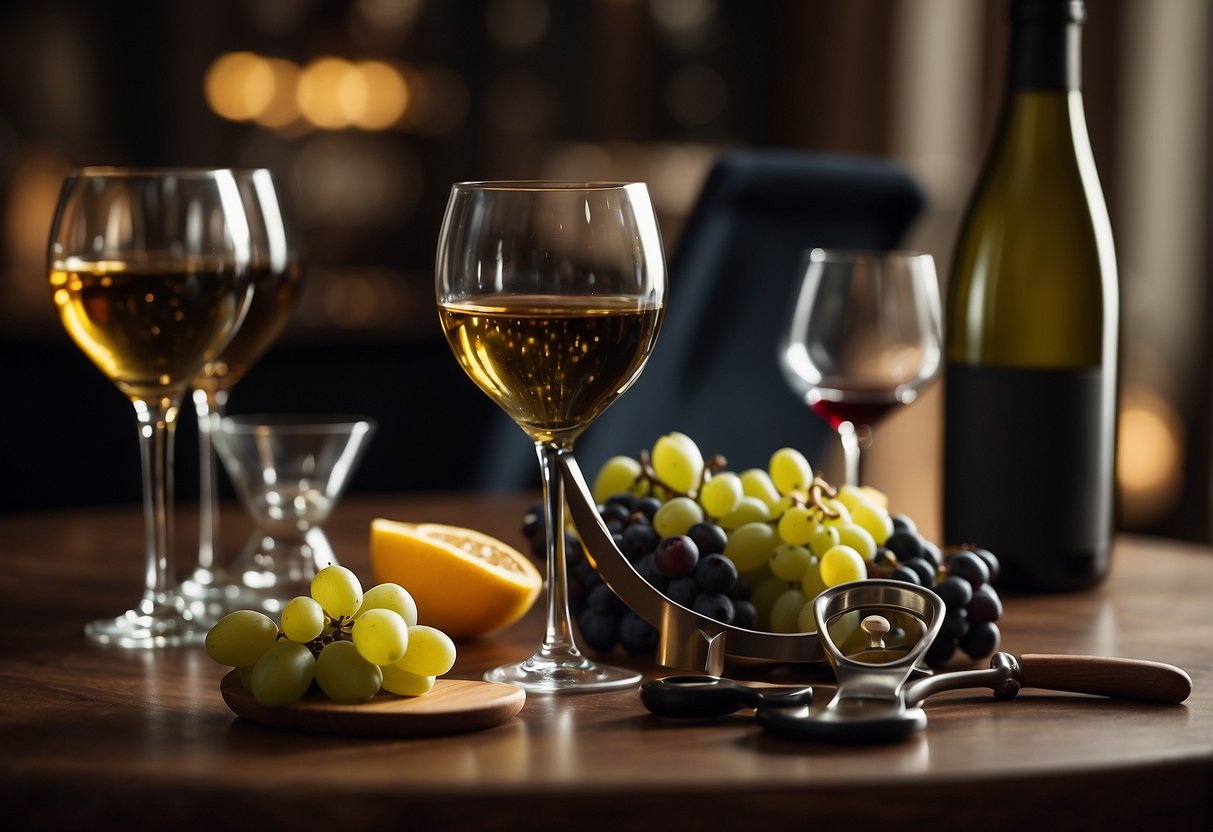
[808,523,840,558]
[796,599,817,633]
[776,505,816,546]
[311,564,364,619]
[250,641,316,708]
[651,432,704,495]
[820,545,867,587]
[352,608,409,666]
[592,455,643,503]
[740,469,782,511]
[381,664,436,696]
[769,447,813,495]
[238,665,255,690]
[718,496,770,530]
[751,574,790,630]
[653,496,704,537]
[205,609,280,668]
[280,596,326,643]
[699,472,743,518]
[834,484,870,511]
[723,521,778,572]
[357,582,419,627]
[315,640,383,703]
[836,522,877,562]
[850,502,894,546]
[800,556,827,600]
[769,543,813,582]
[395,625,458,677]
[769,587,809,633]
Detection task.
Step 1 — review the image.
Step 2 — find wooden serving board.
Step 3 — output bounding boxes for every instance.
[221,671,525,737]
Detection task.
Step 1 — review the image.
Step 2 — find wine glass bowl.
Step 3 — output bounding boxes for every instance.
[48,167,253,646]
[436,181,666,693]
[779,249,942,486]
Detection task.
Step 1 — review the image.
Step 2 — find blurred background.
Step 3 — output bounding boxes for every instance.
[0,0,1208,544]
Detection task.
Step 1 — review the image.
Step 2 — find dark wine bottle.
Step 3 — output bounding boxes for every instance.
[944,0,1118,592]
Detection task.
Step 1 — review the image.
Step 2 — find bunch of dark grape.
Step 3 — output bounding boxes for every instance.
[872,515,1004,666]
[523,493,756,658]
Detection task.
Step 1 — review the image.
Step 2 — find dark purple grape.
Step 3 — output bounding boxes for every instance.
[968,547,1001,583]
[577,609,620,652]
[948,550,991,589]
[568,576,589,615]
[934,575,974,612]
[903,557,936,587]
[885,530,925,563]
[891,513,918,535]
[692,593,735,624]
[605,493,637,512]
[889,564,922,585]
[731,599,758,629]
[727,575,752,601]
[666,576,699,607]
[873,547,896,569]
[587,582,626,615]
[967,584,1003,623]
[528,533,546,559]
[938,608,969,641]
[634,496,663,521]
[959,621,1000,659]
[600,502,632,527]
[693,553,738,594]
[925,636,958,667]
[618,612,659,656]
[621,523,661,559]
[686,521,728,556]
[654,535,699,577]
[522,503,544,541]
[634,552,670,591]
[920,539,944,570]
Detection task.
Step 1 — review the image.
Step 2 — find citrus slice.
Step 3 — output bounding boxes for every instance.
[369,520,541,639]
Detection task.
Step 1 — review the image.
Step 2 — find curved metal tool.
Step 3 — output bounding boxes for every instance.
[560,452,824,675]
[640,675,815,719]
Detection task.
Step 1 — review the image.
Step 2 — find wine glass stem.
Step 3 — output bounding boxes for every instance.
[193,387,229,574]
[133,394,183,611]
[535,441,581,661]
[840,421,862,487]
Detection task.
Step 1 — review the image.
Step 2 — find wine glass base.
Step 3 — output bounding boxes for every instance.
[485,655,641,694]
[84,608,207,649]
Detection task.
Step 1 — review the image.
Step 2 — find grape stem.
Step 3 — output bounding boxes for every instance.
[634,449,727,500]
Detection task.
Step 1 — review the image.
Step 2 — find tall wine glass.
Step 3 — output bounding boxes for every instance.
[779,249,942,487]
[183,169,302,604]
[436,181,666,693]
[48,168,253,646]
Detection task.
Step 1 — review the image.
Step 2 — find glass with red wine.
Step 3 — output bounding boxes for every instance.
[779,249,942,486]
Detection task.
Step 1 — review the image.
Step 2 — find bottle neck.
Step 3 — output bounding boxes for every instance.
[1008,11,1083,91]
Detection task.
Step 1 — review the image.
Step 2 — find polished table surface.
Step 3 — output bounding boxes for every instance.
[2,492,1211,831]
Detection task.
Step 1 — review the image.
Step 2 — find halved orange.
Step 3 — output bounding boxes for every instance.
[369,519,541,639]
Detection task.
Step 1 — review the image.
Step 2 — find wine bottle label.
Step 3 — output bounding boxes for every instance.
[944,362,1113,591]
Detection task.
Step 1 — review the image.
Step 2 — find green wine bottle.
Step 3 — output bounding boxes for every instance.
[944,0,1118,592]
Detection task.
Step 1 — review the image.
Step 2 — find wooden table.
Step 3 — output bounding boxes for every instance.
[2,493,1211,831]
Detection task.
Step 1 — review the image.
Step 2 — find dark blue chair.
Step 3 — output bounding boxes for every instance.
[471,149,926,488]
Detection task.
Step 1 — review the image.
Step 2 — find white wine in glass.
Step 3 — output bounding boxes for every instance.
[48,167,253,647]
[437,181,665,693]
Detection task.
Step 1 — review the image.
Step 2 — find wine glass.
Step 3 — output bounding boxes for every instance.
[48,167,253,646]
[182,169,303,605]
[436,181,666,693]
[778,248,942,487]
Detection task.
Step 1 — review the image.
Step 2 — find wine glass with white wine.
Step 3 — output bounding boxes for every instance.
[436,181,666,693]
[48,168,253,647]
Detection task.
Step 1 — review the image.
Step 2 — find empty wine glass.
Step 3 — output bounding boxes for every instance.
[436,181,666,693]
[779,249,942,486]
[182,169,303,604]
[211,414,376,613]
[48,167,253,646]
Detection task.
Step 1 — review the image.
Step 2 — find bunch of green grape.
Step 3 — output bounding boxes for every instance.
[205,565,458,708]
[591,432,914,634]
